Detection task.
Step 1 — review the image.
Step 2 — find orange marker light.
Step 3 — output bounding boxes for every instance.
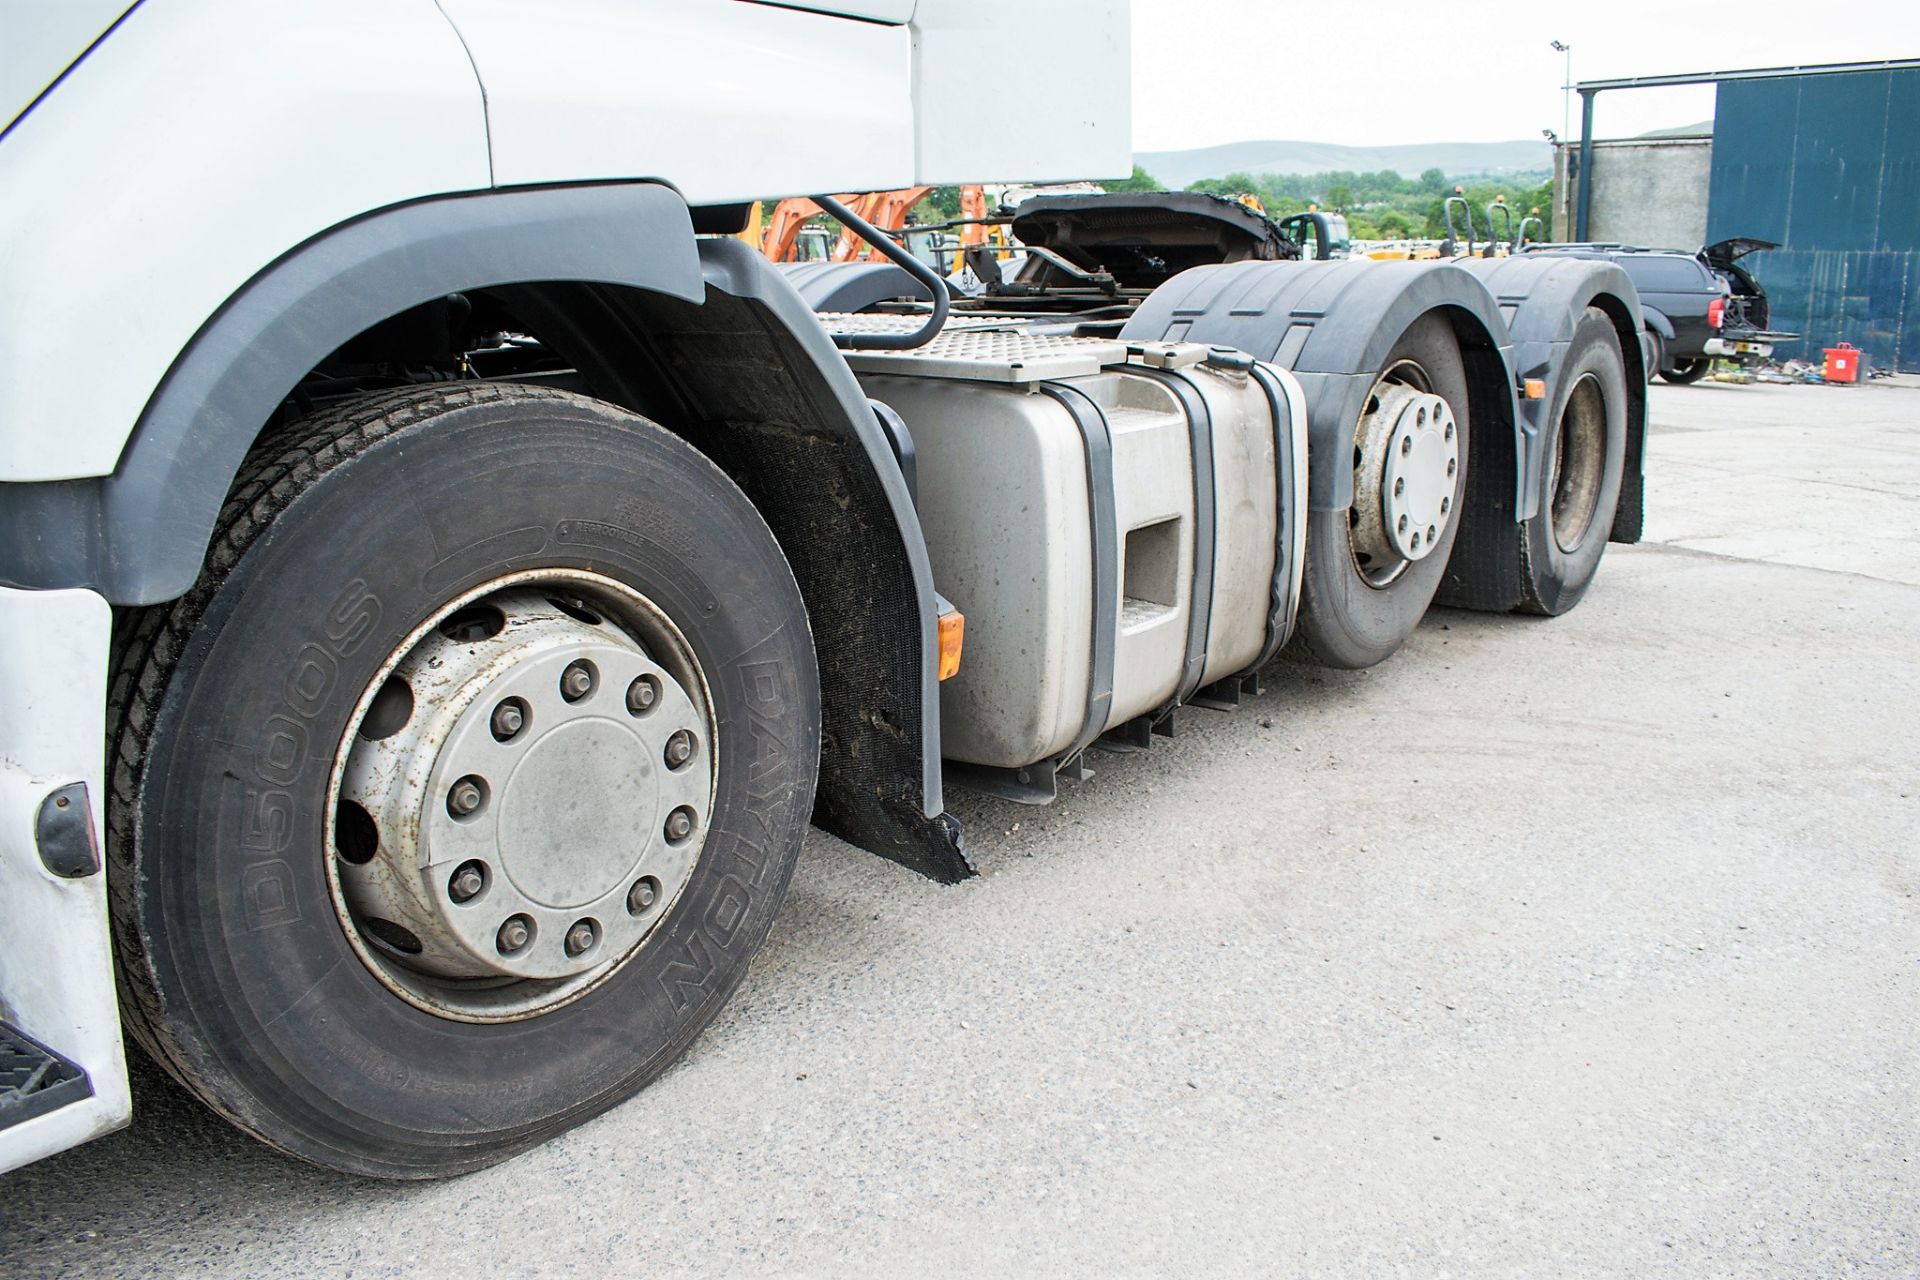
[937,609,965,681]
[1523,378,1547,401]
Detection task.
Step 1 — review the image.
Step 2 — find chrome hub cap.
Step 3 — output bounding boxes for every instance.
[328,574,715,1022]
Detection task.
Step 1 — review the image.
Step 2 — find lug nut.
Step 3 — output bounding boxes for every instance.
[560,661,595,702]
[664,807,695,843]
[497,915,532,954]
[626,675,659,715]
[491,700,525,741]
[664,730,696,768]
[627,877,659,915]
[564,920,598,957]
[448,861,486,903]
[447,776,485,817]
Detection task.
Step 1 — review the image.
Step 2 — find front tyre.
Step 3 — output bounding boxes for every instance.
[1290,312,1470,669]
[108,384,820,1178]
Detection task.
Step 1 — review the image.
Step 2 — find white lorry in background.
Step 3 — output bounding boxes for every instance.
[0,0,1647,1178]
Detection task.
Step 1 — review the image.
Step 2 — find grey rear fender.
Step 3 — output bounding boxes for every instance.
[0,182,968,882]
[1455,255,1648,548]
[777,260,932,313]
[1120,259,1520,516]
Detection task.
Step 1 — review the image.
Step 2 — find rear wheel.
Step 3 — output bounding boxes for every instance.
[108,383,820,1178]
[1660,357,1710,385]
[1516,308,1629,615]
[1290,312,1470,669]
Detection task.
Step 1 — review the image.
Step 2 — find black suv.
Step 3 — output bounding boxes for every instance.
[1520,238,1797,384]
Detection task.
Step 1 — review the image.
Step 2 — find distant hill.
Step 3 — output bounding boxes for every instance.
[1637,120,1714,138]
[1134,138,1552,188]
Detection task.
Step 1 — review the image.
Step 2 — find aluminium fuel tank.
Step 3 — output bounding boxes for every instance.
[846,327,1306,774]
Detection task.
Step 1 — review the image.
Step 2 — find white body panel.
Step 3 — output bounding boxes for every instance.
[0,0,134,131]
[0,587,128,1173]
[0,0,1132,483]
[443,0,916,201]
[0,0,491,482]
[912,0,1130,184]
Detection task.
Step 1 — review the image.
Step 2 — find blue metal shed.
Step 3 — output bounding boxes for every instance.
[1574,59,1920,371]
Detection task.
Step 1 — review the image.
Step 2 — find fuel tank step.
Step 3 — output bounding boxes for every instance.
[0,1019,92,1132]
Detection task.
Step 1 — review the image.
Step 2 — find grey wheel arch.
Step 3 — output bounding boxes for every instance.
[0,181,967,880]
[1120,259,1521,516]
[1456,255,1648,548]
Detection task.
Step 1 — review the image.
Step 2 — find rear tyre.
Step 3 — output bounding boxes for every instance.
[1659,357,1710,385]
[1290,312,1470,669]
[1516,308,1629,616]
[108,383,820,1178]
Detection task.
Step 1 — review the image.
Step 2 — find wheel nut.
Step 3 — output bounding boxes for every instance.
[448,861,486,903]
[447,776,485,817]
[497,915,532,954]
[564,920,597,957]
[626,676,659,715]
[561,661,595,702]
[664,807,695,843]
[627,877,659,914]
[664,730,695,768]
[490,700,525,741]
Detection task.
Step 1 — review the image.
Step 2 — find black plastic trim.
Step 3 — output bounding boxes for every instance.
[0,1020,92,1132]
[1246,362,1302,669]
[35,782,99,880]
[0,183,706,604]
[1128,367,1218,705]
[1037,382,1118,764]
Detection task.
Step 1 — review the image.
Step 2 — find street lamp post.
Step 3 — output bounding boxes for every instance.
[1551,40,1573,143]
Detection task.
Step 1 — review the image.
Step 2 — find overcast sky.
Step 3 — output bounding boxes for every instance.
[1130,0,1920,154]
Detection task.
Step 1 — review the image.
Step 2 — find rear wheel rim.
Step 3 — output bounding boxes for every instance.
[1348,359,1460,588]
[1550,373,1608,552]
[325,568,717,1024]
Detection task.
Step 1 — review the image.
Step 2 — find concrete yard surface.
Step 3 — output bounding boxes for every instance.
[4,378,1917,1278]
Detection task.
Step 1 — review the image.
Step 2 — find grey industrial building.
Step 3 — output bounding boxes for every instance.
[1555,59,1919,371]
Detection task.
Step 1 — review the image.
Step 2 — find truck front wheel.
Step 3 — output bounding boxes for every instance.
[1290,312,1470,669]
[108,383,820,1178]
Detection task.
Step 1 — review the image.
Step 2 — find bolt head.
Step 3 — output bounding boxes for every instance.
[626,677,658,714]
[449,862,485,902]
[665,730,695,767]
[497,916,531,953]
[564,921,596,957]
[448,779,483,816]
[628,879,658,914]
[665,809,694,842]
[561,663,594,700]
[491,701,525,740]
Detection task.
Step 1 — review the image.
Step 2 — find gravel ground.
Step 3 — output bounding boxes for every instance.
[4,377,1916,1279]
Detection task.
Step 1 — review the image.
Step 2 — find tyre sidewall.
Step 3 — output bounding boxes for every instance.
[1296,311,1471,668]
[128,391,820,1176]
[1520,313,1628,615]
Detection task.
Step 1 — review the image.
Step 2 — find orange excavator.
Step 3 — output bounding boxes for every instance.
[752,185,989,265]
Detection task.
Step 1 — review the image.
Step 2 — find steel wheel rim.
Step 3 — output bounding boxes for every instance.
[1550,373,1607,553]
[324,568,718,1024]
[1348,359,1460,589]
